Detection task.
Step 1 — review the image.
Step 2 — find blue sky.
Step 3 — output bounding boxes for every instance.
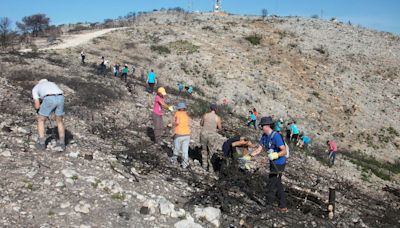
[1,0,399,34]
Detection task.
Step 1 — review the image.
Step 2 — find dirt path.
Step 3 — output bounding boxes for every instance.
[20,27,126,52]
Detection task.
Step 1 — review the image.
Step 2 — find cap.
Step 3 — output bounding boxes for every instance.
[157,87,167,96]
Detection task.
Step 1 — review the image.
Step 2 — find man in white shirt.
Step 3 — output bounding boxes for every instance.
[32,79,65,151]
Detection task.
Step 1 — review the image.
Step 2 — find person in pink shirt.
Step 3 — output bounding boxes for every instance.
[153,87,172,143]
[327,140,337,166]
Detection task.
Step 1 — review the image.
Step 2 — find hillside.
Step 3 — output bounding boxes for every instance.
[0,11,399,227]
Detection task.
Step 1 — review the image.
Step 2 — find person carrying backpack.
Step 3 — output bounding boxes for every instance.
[251,116,289,213]
[121,64,129,82]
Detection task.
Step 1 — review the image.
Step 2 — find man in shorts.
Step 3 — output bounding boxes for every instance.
[32,79,66,151]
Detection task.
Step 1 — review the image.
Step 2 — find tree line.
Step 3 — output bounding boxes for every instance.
[0,13,56,50]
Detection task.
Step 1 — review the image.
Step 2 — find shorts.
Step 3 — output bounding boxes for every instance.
[39,95,65,117]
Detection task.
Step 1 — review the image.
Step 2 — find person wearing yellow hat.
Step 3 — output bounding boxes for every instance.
[152,87,173,143]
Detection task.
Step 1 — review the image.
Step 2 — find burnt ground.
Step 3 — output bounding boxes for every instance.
[102,88,399,227]
[1,48,399,227]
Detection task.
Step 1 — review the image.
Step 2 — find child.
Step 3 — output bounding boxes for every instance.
[247,111,257,130]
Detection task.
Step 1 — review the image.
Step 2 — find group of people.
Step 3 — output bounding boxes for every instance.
[150,86,221,173]
[112,63,130,82]
[177,82,193,96]
[228,115,290,212]
[246,111,312,149]
[81,52,137,81]
[31,53,339,214]
[246,108,258,130]
[282,120,313,149]
[150,87,289,212]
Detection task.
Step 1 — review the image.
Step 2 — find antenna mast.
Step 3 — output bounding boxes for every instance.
[214,0,222,12]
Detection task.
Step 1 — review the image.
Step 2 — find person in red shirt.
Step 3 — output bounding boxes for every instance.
[327,140,337,166]
[152,87,172,143]
[253,108,258,119]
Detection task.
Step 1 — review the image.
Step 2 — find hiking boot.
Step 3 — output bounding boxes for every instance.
[35,142,46,151]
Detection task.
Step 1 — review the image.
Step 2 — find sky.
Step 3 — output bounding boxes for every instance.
[0,0,399,34]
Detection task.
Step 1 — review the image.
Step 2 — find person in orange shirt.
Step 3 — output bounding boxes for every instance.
[252,108,258,119]
[170,102,191,169]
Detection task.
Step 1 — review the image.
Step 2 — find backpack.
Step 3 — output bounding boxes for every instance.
[269,131,290,158]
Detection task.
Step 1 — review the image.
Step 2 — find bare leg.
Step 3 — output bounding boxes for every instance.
[56,116,65,144]
[37,116,47,143]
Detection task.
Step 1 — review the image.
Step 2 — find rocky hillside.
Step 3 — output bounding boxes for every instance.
[0,11,399,227]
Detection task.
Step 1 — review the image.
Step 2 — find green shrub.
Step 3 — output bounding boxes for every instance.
[188,99,209,118]
[311,91,320,99]
[111,193,126,201]
[245,34,262,45]
[150,45,171,54]
[342,151,400,181]
[168,40,199,55]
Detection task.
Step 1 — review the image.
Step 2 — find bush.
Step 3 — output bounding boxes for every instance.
[150,45,171,54]
[245,34,262,45]
[188,98,210,118]
[342,151,400,181]
[202,26,215,32]
[311,91,320,99]
[168,40,199,55]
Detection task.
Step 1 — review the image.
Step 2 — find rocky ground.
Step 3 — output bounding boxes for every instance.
[0,11,399,227]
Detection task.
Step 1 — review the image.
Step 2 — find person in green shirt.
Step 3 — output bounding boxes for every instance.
[121,64,129,82]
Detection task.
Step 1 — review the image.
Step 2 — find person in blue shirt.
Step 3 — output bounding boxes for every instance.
[290,121,300,143]
[185,86,193,95]
[247,111,257,130]
[177,83,184,95]
[147,69,157,93]
[297,134,311,148]
[251,116,288,213]
[275,118,283,133]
